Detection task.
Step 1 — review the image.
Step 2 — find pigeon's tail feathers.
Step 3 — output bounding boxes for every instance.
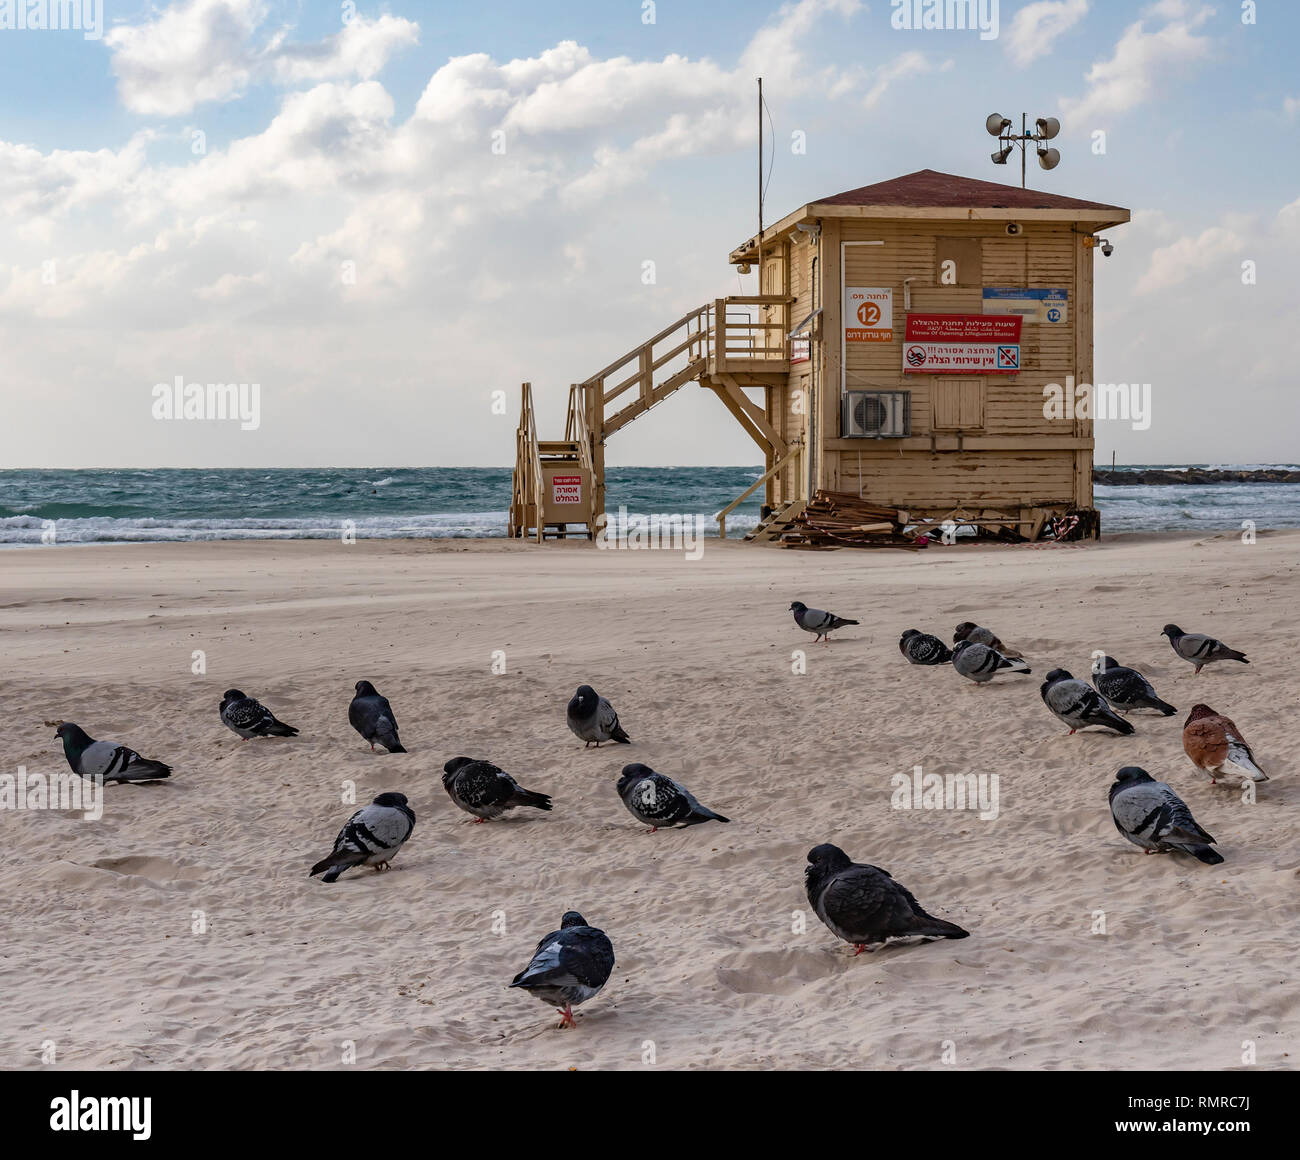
[119,760,171,782]
[1190,845,1225,866]
[265,720,299,737]
[375,723,406,752]
[513,789,553,812]
[1222,648,1249,664]
[310,851,363,880]
[688,805,730,825]
[913,915,969,940]
[1226,744,1268,781]
[1149,697,1178,716]
[610,723,631,744]
[1001,656,1031,675]
[1108,712,1137,736]
[840,618,860,627]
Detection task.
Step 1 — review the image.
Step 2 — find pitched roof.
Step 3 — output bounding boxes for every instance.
[813,168,1125,213]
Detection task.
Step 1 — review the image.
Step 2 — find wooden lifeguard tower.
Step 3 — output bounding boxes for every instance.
[510,169,1129,543]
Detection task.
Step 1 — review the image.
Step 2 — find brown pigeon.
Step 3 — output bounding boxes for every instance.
[953,621,1023,659]
[1182,704,1267,784]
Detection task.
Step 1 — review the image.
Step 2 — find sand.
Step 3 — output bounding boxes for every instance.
[1,530,1296,1070]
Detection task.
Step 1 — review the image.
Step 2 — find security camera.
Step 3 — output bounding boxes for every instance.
[1101,241,1114,257]
[1005,223,1022,236]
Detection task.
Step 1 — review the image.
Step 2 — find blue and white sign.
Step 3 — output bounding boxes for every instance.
[982,287,1068,325]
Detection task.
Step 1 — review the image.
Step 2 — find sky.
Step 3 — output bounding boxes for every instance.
[1,0,1296,468]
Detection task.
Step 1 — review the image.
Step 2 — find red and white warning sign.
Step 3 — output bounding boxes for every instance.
[902,313,1022,374]
[551,475,583,505]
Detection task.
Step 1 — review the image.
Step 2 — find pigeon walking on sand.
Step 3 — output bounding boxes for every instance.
[805,844,968,954]
[441,756,552,821]
[1182,704,1268,785]
[219,689,299,739]
[790,601,858,645]
[951,639,1031,684]
[566,684,630,748]
[954,621,1023,660]
[616,763,730,831]
[309,792,415,882]
[1161,625,1249,674]
[899,629,952,665]
[52,722,171,784]
[1108,766,1223,864]
[509,911,615,1029]
[1040,669,1135,735]
[348,681,406,753]
[1091,657,1176,716]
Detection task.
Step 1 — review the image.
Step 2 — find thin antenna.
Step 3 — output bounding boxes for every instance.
[757,77,763,274]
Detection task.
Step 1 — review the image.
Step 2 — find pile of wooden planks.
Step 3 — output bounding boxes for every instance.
[779,491,925,551]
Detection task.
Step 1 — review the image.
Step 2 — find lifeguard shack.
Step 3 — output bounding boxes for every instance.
[509,169,1129,544]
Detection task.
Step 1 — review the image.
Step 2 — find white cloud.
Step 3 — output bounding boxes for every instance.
[1134,223,1247,294]
[104,0,417,116]
[1006,0,1089,67]
[1060,0,1212,127]
[1284,96,1300,121]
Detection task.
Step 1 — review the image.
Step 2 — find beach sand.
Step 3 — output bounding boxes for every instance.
[1,530,1296,1070]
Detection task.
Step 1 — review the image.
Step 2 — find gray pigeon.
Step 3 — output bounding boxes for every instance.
[566,685,629,748]
[616,763,729,831]
[1161,624,1249,674]
[954,621,1023,659]
[805,844,969,954]
[53,721,171,783]
[899,629,952,665]
[509,911,615,1029]
[348,680,406,752]
[1091,657,1176,715]
[951,639,1031,684]
[1108,766,1223,864]
[219,689,299,738]
[441,756,552,821]
[1040,669,1134,734]
[790,601,858,645]
[309,792,415,882]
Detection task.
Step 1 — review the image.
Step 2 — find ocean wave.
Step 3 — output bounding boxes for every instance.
[0,508,759,546]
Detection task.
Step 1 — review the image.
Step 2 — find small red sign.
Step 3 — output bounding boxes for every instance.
[904,314,1022,343]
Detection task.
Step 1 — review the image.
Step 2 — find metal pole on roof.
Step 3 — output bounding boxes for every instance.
[1021,112,1027,188]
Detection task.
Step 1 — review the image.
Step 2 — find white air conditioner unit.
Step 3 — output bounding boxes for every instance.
[843,390,910,438]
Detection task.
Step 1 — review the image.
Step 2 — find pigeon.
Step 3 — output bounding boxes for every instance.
[218,689,299,739]
[52,721,171,784]
[1108,766,1224,864]
[309,792,415,882]
[441,756,552,821]
[1091,657,1176,716]
[509,911,615,1029]
[1040,669,1135,735]
[951,639,1031,684]
[616,763,730,831]
[805,844,968,954]
[899,629,952,665]
[566,684,629,748]
[953,621,1023,659]
[789,601,858,645]
[1161,624,1249,674]
[1182,704,1268,784]
[348,681,406,753]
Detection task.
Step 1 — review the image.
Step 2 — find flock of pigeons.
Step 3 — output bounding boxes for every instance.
[40,607,1268,1032]
[800,604,1264,870]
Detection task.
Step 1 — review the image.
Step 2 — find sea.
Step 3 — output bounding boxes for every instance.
[1,466,1298,547]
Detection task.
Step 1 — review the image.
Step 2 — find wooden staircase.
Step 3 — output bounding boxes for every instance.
[510,295,797,541]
